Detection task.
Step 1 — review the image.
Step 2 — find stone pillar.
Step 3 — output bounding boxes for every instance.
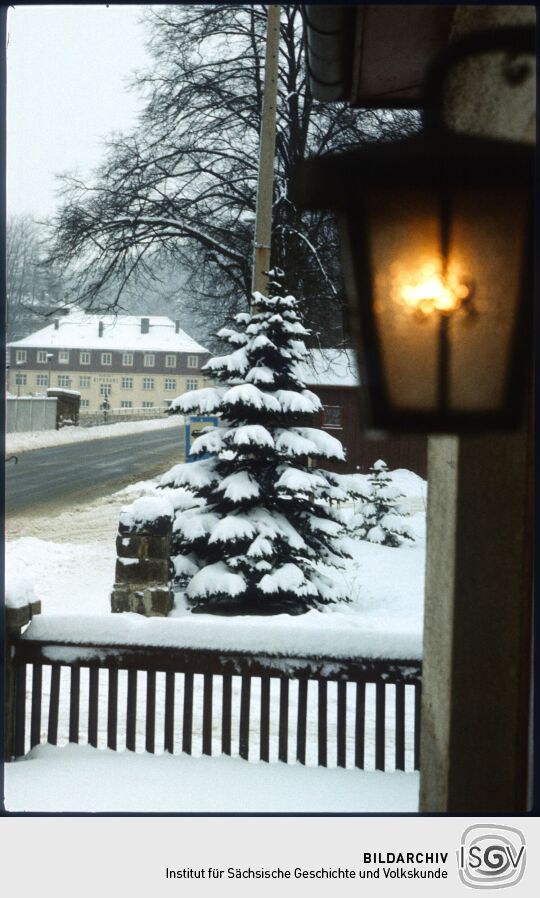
[110,510,174,617]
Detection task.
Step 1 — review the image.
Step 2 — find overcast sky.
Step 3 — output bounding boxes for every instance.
[7,4,150,219]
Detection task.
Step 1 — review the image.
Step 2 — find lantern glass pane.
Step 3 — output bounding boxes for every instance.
[364,187,442,411]
[363,184,529,415]
[447,187,528,411]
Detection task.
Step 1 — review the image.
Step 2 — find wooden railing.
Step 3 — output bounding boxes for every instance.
[6,636,421,771]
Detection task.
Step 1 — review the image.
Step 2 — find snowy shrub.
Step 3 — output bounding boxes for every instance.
[159,271,367,615]
[357,460,415,548]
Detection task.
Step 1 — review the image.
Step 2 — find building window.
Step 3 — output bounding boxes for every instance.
[80,399,90,408]
[142,401,154,408]
[100,383,112,397]
[58,350,70,364]
[36,374,48,387]
[165,354,176,368]
[122,352,133,366]
[142,377,154,391]
[322,406,343,429]
[143,353,155,367]
[121,377,133,390]
[186,378,199,391]
[37,351,48,364]
[15,373,27,385]
[15,349,27,363]
[58,375,71,388]
[80,351,91,365]
[120,400,133,409]
[101,352,112,366]
[79,376,91,388]
[187,355,198,368]
[164,378,177,391]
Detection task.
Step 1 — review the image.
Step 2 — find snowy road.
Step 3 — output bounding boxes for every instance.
[5,424,185,515]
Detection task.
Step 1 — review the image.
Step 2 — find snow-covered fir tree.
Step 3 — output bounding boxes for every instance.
[159,272,366,615]
[359,460,415,548]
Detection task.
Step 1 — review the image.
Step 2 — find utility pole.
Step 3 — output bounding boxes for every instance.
[251,5,280,307]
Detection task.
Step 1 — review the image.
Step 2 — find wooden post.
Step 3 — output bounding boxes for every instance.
[4,639,17,762]
[251,5,281,306]
[420,425,533,810]
[4,601,41,760]
[419,4,535,812]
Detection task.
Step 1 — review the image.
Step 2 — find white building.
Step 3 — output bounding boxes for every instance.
[7,312,212,414]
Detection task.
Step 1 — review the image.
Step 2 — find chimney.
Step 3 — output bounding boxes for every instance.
[141,317,150,334]
[98,321,104,337]
[54,319,59,330]
[175,320,180,334]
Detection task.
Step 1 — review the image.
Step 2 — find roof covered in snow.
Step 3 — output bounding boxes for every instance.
[296,349,361,387]
[7,312,210,354]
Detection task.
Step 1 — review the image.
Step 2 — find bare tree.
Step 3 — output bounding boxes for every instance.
[46,5,418,342]
[6,215,67,340]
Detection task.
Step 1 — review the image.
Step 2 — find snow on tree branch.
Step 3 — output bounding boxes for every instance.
[157,276,370,615]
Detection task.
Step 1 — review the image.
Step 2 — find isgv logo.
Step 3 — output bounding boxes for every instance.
[458,825,526,889]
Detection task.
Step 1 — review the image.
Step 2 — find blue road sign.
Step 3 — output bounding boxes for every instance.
[186,415,219,462]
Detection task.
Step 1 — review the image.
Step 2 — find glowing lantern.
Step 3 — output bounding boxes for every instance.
[293,28,534,432]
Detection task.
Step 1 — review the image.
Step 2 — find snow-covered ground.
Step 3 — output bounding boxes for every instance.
[8,469,426,657]
[5,744,418,812]
[6,413,183,455]
[5,468,426,812]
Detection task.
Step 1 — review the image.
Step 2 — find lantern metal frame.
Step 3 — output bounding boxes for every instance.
[293,26,535,433]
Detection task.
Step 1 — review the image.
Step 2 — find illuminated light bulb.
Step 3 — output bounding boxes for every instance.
[396,262,472,318]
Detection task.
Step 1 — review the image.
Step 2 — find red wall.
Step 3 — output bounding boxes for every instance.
[311,386,427,478]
